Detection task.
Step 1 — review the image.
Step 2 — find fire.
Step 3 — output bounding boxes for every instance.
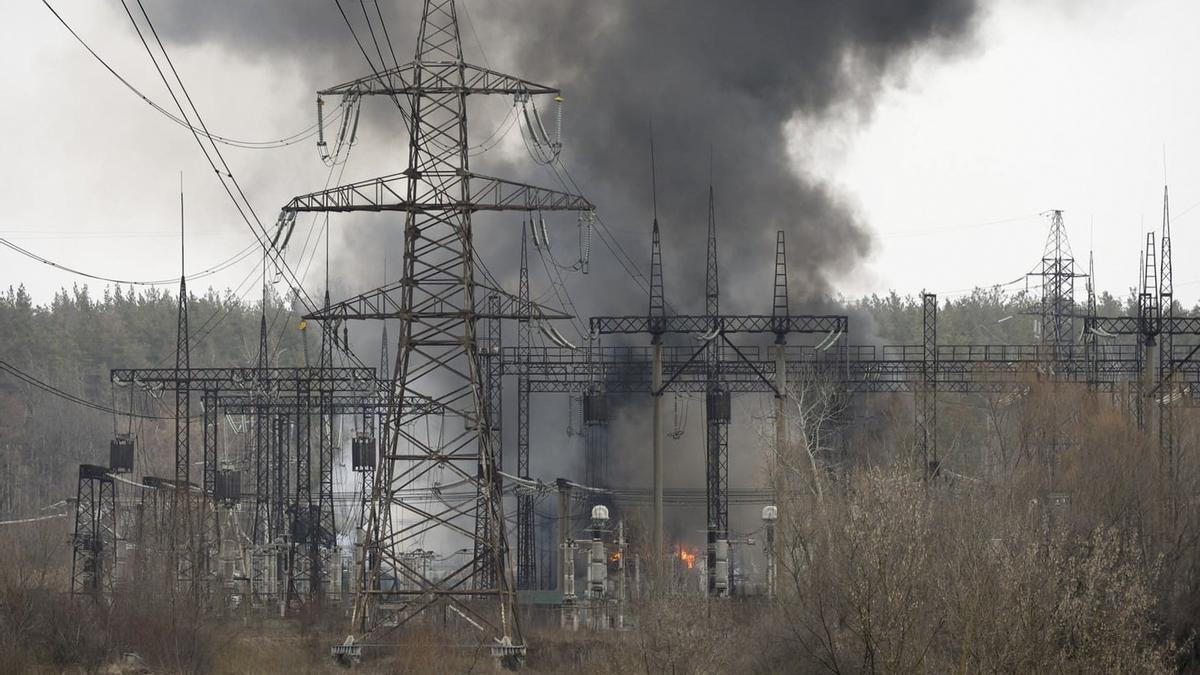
[610,550,622,563]
[677,545,697,569]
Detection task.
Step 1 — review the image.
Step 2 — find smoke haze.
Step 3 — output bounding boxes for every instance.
[147,0,979,312]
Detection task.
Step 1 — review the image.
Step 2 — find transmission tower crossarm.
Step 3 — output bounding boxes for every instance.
[319,61,560,98]
[302,280,572,322]
[281,171,591,213]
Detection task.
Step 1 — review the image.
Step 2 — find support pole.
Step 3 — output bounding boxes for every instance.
[554,479,572,592]
[917,293,938,475]
[774,344,787,469]
[772,229,790,478]
[648,214,666,581]
[652,342,663,576]
[517,230,535,589]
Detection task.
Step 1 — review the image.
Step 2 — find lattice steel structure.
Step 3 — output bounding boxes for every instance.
[71,464,117,599]
[1158,186,1176,481]
[475,293,503,590]
[917,293,938,474]
[173,272,193,589]
[278,0,591,647]
[1037,210,1076,365]
[703,188,730,594]
[516,231,535,588]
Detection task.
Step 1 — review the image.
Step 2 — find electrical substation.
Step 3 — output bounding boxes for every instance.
[52,0,1196,667]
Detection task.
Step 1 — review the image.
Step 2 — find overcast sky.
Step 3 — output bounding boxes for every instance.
[6,0,1200,319]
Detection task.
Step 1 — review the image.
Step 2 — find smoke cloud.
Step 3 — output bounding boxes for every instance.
[486,0,979,311]
[148,0,979,312]
[141,1,981,543]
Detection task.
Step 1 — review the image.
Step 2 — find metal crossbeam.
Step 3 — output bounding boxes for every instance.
[303,280,570,323]
[1087,315,1200,336]
[281,171,591,214]
[112,367,374,390]
[590,314,847,336]
[503,342,1143,395]
[320,61,559,97]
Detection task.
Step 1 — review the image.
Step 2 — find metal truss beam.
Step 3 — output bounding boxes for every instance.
[591,314,846,336]
[112,367,374,390]
[281,171,592,215]
[1087,315,1200,336]
[302,280,570,323]
[320,60,559,98]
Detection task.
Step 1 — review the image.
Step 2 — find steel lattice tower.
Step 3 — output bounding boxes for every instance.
[703,187,729,594]
[917,293,938,474]
[317,292,336,596]
[173,245,193,590]
[475,293,503,589]
[277,0,590,645]
[200,387,219,588]
[516,229,535,588]
[1157,186,1176,480]
[1137,233,1159,430]
[71,464,117,599]
[771,232,789,333]
[251,303,272,599]
[1039,210,1076,365]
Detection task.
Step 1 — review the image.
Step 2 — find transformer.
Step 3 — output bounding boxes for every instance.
[215,468,241,505]
[291,506,311,544]
[351,435,376,472]
[109,436,135,474]
[583,393,608,425]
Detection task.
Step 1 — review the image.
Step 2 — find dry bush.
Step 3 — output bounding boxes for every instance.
[761,466,1175,673]
[752,380,1186,673]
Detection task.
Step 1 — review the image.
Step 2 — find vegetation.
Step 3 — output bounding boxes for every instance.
[0,283,1197,672]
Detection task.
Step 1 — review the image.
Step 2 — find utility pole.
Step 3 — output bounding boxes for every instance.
[649,217,666,582]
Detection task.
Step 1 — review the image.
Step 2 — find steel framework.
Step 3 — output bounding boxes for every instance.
[71,464,117,599]
[277,0,591,649]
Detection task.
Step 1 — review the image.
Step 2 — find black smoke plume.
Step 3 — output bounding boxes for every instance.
[149,0,978,312]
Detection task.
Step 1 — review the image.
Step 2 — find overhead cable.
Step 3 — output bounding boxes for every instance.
[41,0,342,149]
[0,236,257,287]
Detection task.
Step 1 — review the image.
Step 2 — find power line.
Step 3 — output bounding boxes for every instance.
[41,0,342,150]
[0,512,70,526]
[119,0,363,377]
[0,359,173,419]
[0,236,257,287]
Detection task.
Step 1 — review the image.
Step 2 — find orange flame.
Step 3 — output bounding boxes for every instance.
[610,550,622,563]
[677,545,697,569]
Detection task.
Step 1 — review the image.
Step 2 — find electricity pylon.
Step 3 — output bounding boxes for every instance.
[282,0,591,650]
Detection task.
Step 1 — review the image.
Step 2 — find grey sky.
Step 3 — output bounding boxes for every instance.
[5,0,1198,322]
